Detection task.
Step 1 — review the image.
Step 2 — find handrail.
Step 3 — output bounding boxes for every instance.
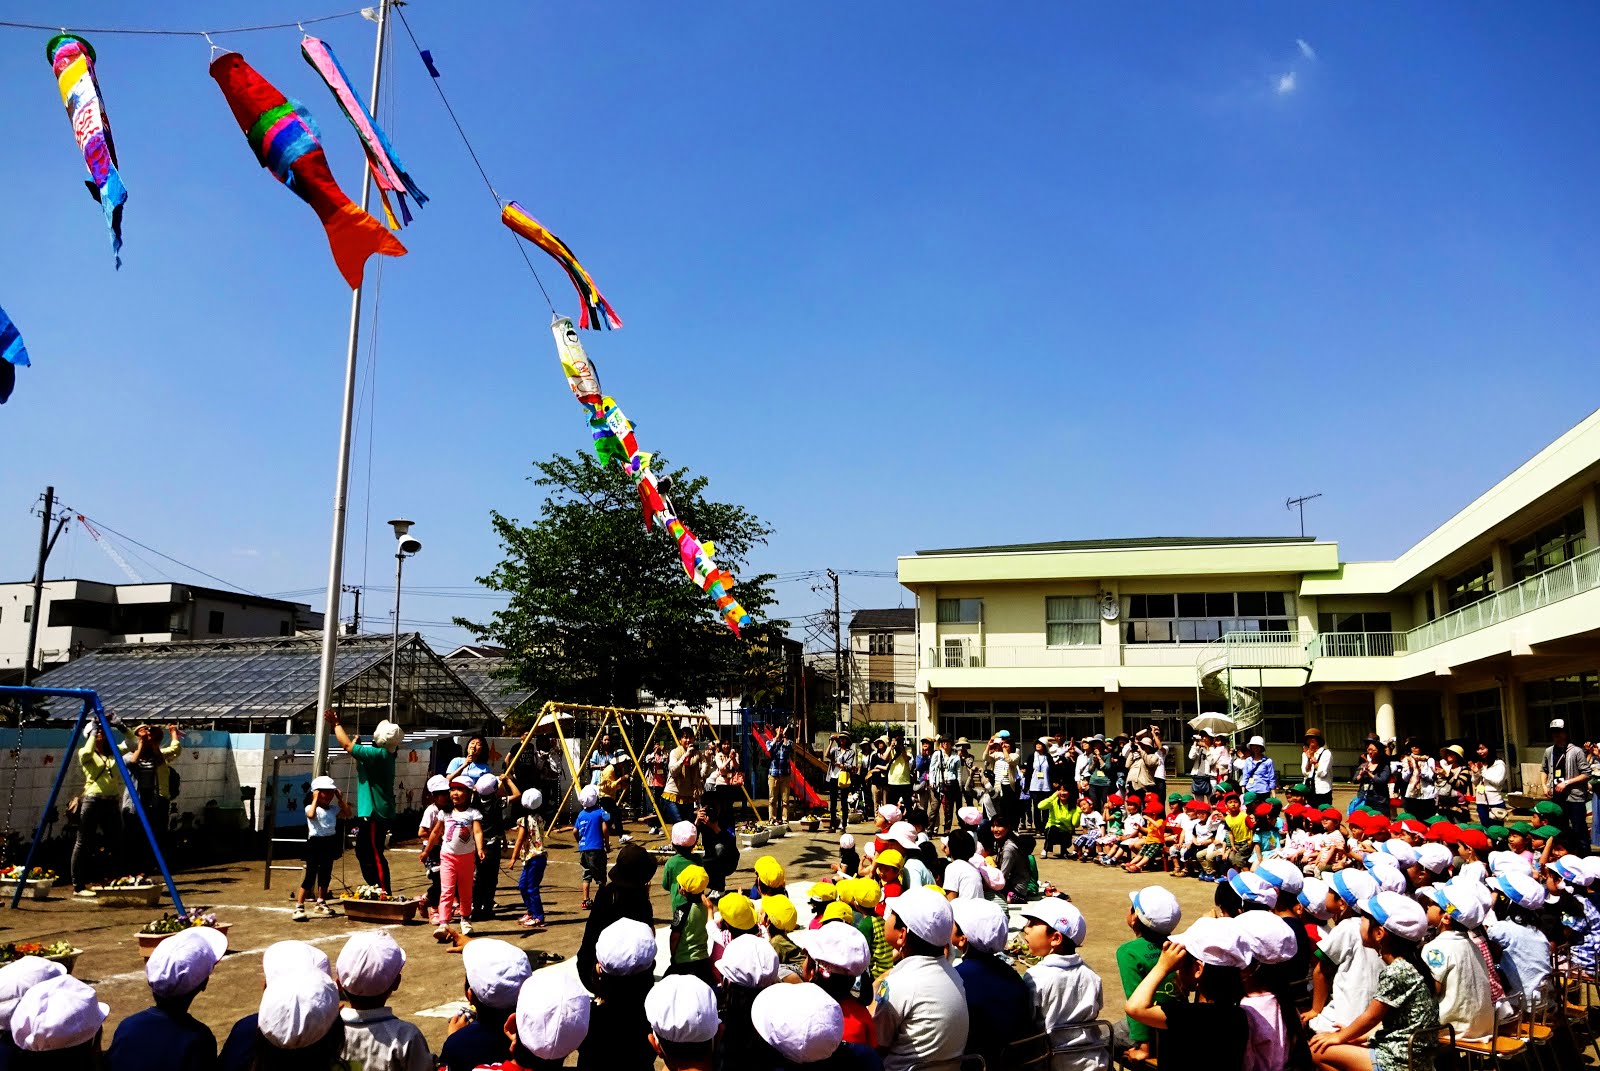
[1407,545,1600,652]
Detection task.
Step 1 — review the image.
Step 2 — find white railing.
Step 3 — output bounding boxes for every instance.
[1407,546,1600,651]
[1306,632,1411,659]
[1200,631,1308,669]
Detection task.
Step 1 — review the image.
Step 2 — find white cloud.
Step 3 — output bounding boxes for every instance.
[1297,38,1317,61]
[1275,71,1297,95]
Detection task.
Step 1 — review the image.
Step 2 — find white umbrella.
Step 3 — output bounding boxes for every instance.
[1189,712,1237,735]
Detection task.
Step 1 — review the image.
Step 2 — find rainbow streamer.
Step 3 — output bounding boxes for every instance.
[503,203,622,331]
[46,34,126,267]
[552,318,750,635]
[301,35,428,229]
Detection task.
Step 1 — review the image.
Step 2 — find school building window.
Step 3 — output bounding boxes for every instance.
[1121,591,1295,644]
[1526,674,1600,745]
[1446,559,1494,613]
[1511,508,1589,582]
[208,610,225,634]
[1045,596,1099,647]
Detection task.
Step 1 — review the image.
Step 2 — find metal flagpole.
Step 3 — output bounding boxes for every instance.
[312,0,391,778]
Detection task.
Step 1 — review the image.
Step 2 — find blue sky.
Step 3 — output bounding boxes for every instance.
[3,4,1598,652]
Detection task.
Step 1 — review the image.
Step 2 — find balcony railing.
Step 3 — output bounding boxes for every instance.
[1305,632,1411,659]
[1407,545,1600,651]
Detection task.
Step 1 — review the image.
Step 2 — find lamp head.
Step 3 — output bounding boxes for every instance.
[387,518,415,539]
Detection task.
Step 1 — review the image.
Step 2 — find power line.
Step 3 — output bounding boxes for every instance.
[0,10,363,36]
[65,509,258,596]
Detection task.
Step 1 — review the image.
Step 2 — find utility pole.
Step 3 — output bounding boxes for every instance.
[342,584,363,636]
[827,568,843,733]
[22,487,67,687]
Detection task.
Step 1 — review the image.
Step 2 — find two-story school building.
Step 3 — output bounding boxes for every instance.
[899,409,1600,776]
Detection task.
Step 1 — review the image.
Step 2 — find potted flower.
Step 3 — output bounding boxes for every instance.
[735,822,769,850]
[791,814,821,833]
[766,820,788,839]
[0,867,58,900]
[338,885,419,924]
[0,941,81,974]
[137,911,231,958]
[85,874,162,908]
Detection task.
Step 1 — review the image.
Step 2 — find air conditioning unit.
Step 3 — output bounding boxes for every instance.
[942,637,978,668]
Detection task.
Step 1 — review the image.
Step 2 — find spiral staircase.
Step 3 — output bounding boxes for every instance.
[1195,632,1308,736]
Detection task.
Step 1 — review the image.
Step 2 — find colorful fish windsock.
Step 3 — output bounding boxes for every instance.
[505,204,621,330]
[46,34,127,267]
[300,36,428,230]
[209,52,406,288]
[550,317,751,634]
[0,304,30,405]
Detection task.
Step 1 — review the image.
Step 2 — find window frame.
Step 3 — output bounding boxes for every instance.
[937,598,982,624]
[1044,595,1099,648]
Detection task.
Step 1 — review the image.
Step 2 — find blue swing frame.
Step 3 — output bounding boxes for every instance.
[0,686,184,913]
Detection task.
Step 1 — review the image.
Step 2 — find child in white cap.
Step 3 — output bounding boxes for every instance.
[1417,883,1495,1043]
[1486,870,1553,1015]
[419,776,485,937]
[9,974,108,1065]
[1308,891,1439,1071]
[577,918,657,1070]
[218,940,333,1071]
[1018,896,1103,1071]
[752,981,878,1070]
[293,774,351,921]
[574,784,609,910]
[336,930,431,1071]
[508,786,547,930]
[714,934,781,1069]
[493,972,591,1071]
[419,774,451,914]
[0,956,65,1062]
[1112,886,1182,1064]
[874,886,968,1071]
[1307,868,1383,1035]
[107,925,227,1071]
[438,938,531,1071]
[950,897,1031,1069]
[645,975,722,1071]
[789,923,874,1047]
[661,820,703,914]
[1127,916,1251,1065]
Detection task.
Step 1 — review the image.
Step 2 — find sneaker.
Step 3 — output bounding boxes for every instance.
[647,827,662,837]
[292,905,307,921]
[581,898,592,911]
[433,924,450,941]
[620,834,633,843]
[313,902,334,918]
[460,918,474,935]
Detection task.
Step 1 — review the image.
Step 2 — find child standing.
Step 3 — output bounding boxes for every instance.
[417,775,450,914]
[660,820,701,914]
[1114,886,1182,1063]
[574,785,609,910]
[668,863,714,984]
[508,786,547,930]
[295,775,352,921]
[419,775,483,938]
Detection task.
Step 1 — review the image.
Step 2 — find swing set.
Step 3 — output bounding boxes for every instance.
[508,701,766,829]
[0,686,185,913]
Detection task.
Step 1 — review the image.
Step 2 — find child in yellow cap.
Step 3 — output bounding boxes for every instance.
[874,848,906,910]
[749,855,789,903]
[807,881,837,930]
[668,864,713,985]
[761,893,805,975]
[711,891,760,974]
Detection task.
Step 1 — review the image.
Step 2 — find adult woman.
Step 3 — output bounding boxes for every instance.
[125,723,183,868]
[1353,740,1393,814]
[866,738,891,814]
[588,732,617,787]
[885,739,912,812]
[987,738,1018,822]
[446,734,491,782]
[703,740,733,821]
[1239,736,1276,801]
[643,741,669,835]
[662,729,704,827]
[1302,728,1334,810]
[1435,745,1471,824]
[1399,738,1437,821]
[1027,740,1052,833]
[1086,740,1110,812]
[73,721,129,892]
[1470,742,1507,825]
[1189,732,1215,802]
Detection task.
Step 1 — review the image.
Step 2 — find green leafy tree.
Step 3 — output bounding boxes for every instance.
[457,451,785,710]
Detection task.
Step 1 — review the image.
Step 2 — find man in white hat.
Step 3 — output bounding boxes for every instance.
[106,925,227,1071]
[1543,718,1592,854]
[327,709,406,891]
[874,886,969,1071]
[336,930,431,1071]
[645,974,721,1071]
[433,939,531,1071]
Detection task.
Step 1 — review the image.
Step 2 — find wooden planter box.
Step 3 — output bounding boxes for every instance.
[736,830,770,850]
[339,897,420,924]
[0,878,56,902]
[791,818,821,833]
[88,885,162,908]
[138,923,231,959]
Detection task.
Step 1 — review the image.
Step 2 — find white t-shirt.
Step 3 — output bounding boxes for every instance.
[440,807,482,856]
[873,954,969,1071]
[1304,748,1333,795]
[943,858,984,900]
[1312,916,1383,1032]
[1025,953,1105,1070]
[1424,929,1494,1042]
[419,803,444,837]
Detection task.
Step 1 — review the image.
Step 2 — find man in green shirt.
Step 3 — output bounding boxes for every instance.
[327,711,405,892]
[1115,886,1183,1063]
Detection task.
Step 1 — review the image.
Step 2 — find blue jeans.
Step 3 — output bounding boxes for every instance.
[518,853,547,919]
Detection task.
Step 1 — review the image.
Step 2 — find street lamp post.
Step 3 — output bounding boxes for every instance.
[387,519,421,722]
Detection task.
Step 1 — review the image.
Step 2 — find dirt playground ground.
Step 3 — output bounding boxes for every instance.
[1,820,1224,1063]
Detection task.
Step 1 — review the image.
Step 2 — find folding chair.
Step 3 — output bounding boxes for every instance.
[998,1029,1054,1071]
[1446,1012,1531,1071]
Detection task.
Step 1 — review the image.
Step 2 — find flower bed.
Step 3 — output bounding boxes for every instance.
[0,941,80,973]
[0,867,58,902]
[83,876,162,908]
[339,886,419,924]
[137,911,230,958]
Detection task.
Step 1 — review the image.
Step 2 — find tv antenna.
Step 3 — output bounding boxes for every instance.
[1286,493,1323,538]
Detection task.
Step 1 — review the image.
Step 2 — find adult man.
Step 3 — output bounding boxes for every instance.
[327,710,406,891]
[912,738,934,814]
[874,887,969,1071]
[768,725,794,825]
[1125,730,1160,797]
[1301,728,1334,810]
[826,732,858,832]
[1543,718,1592,856]
[1148,726,1168,804]
[928,736,962,832]
[956,739,978,808]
